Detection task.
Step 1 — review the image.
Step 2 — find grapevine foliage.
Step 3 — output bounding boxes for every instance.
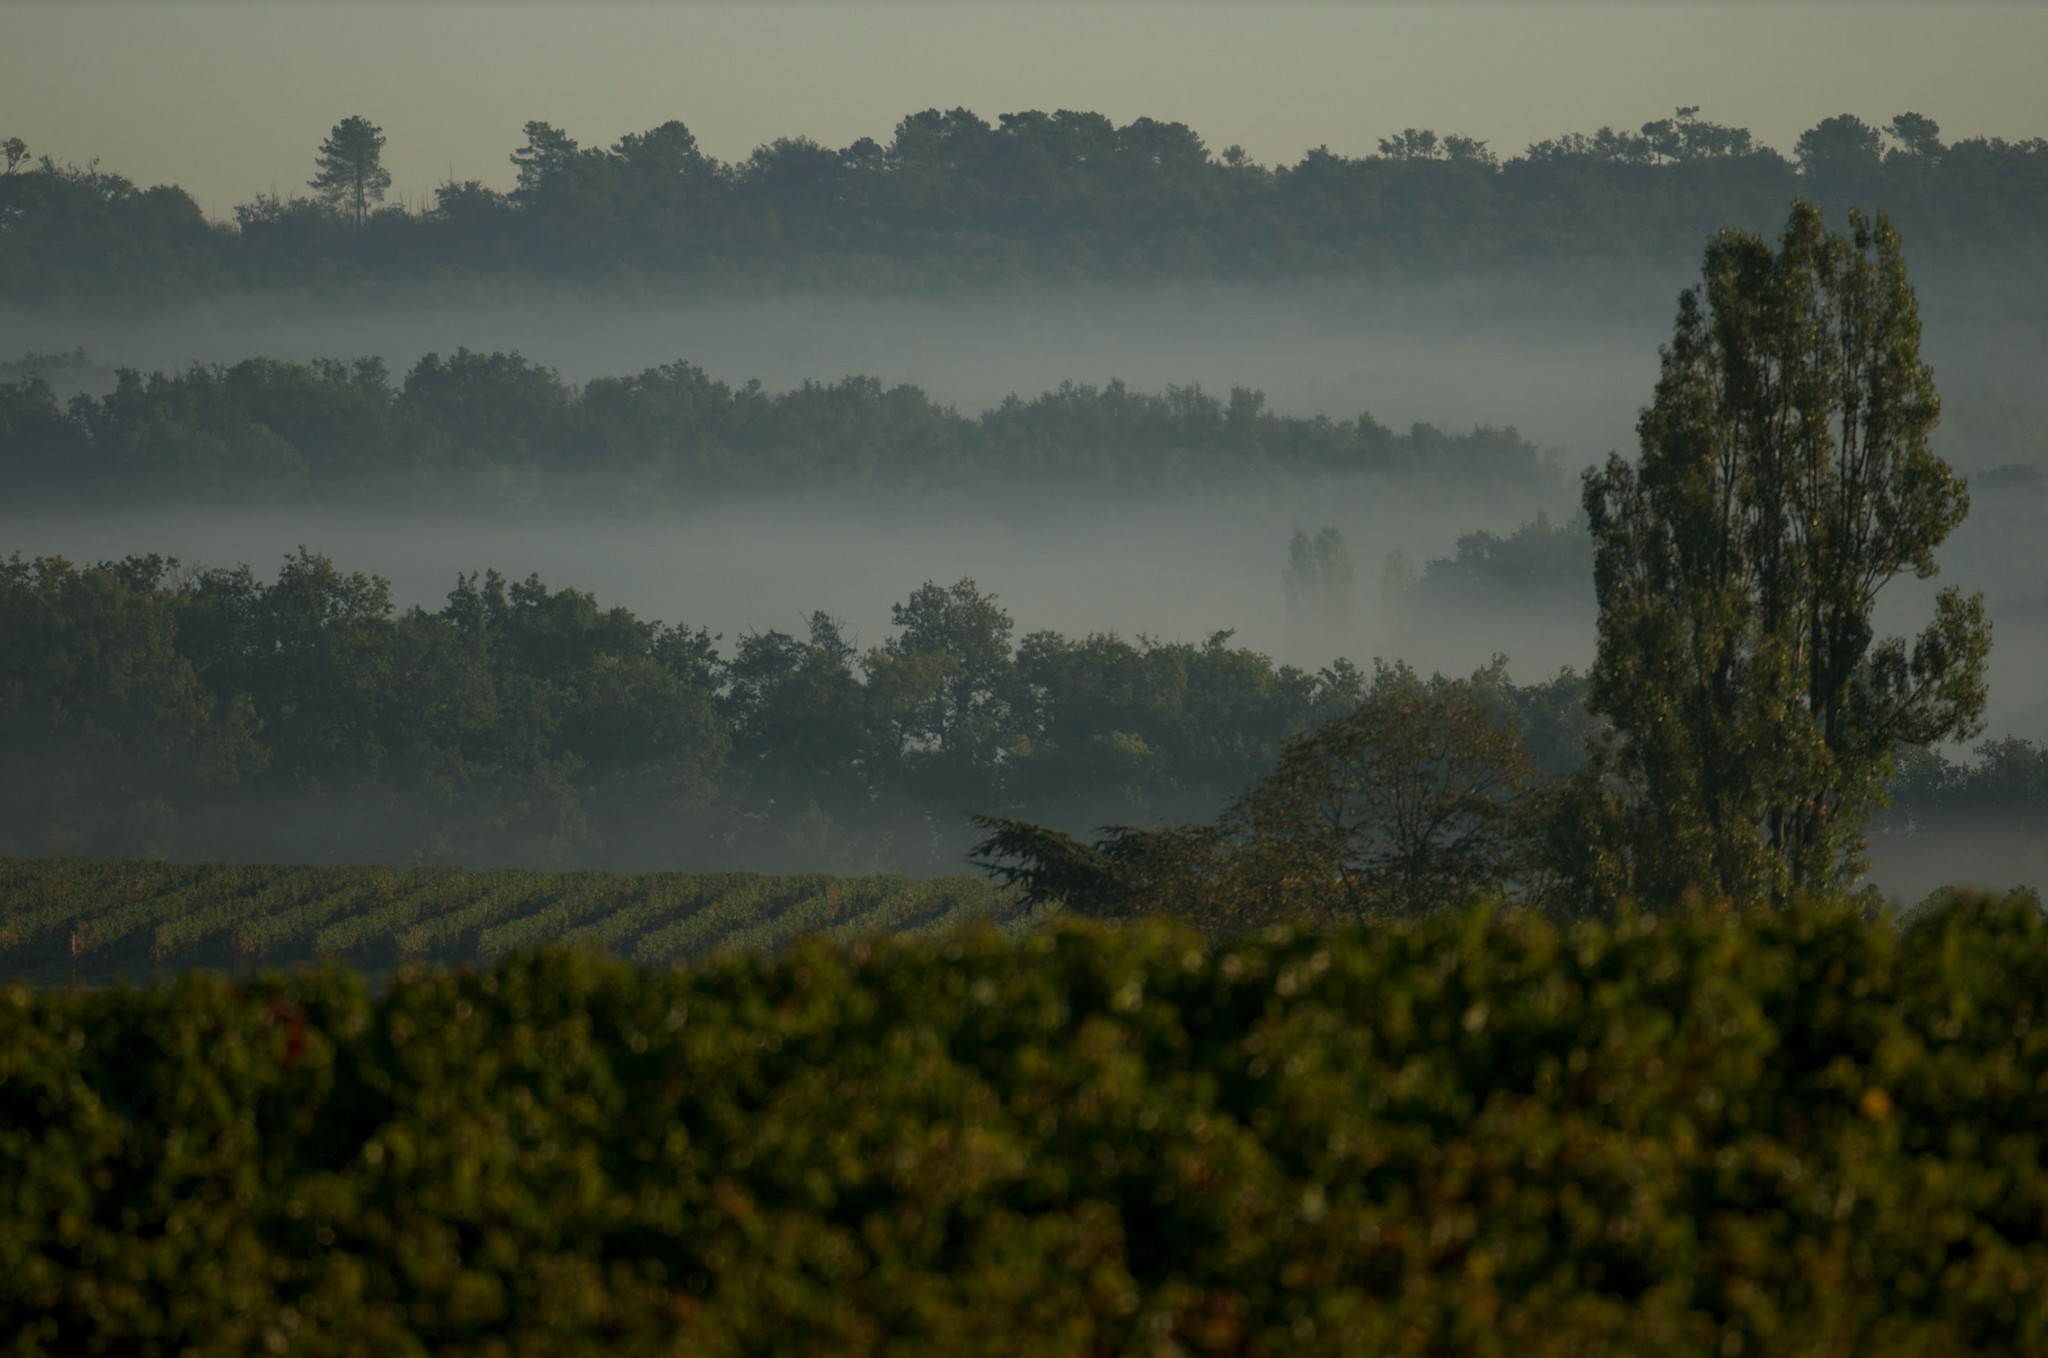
[4,897,2047,1355]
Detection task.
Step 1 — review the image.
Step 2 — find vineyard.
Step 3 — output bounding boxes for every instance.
[0,857,1026,985]
[7,899,2048,1355]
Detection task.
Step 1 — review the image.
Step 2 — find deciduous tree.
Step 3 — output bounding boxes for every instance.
[1227,662,1540,922]
[973,661,1541,930]
[1582,200,1989,906]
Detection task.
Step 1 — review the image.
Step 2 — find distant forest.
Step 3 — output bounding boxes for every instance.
[3,106,2044,299]
[3,550,2037,878]
[0,351,1552,498]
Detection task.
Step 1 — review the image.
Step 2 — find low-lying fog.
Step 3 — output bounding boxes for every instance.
[9,483,2043,903]
[0,482,1589,679]
[6,271,1732,457]
[5,481,2042,736]
[8,268,2040,467]
[5,270,2045,902]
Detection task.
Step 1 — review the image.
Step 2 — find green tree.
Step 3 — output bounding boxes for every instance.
[1441,134,1498,168]
[1794,114,1883,179]
[974,660,1540,932]
[724,612,883,862]
[1,137,27,175]
[1581,200,1990,906]
[878,578,1015,760]
[509,121,580,203]
[1226,661,1540,923]
[176,549,398,790]
[1639,107,1758,164]
[1885,112,1944,161]
[309,116,391,228]
[0,554,264,856]
[1376,128,1441,160]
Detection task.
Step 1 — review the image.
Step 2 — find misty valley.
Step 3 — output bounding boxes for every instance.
[8,69,2048,1358]
[4,344,2045,902]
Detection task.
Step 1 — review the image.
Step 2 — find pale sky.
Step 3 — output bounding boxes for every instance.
[4,1,2044,222]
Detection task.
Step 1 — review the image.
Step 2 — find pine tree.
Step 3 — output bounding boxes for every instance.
[309,116,391,228]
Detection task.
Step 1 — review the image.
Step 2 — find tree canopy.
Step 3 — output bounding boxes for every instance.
[972,659,1549,933]
[308,116,391,229]
[1581,200,1990,907]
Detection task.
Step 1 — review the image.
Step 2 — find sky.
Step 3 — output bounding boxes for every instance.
[3,1,2045,220]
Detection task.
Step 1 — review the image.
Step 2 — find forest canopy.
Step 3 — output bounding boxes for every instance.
[3,106,2045,300]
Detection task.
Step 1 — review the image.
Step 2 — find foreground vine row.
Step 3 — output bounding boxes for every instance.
[5,900,2046,1355]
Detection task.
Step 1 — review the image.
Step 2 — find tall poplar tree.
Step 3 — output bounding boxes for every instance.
[1582,200,1989,905]
[309,116,391,228]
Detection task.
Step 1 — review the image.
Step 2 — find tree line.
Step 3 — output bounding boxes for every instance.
[0,540,2028,900]
[4,105,2045,300]
[0,353,1551,499]
[0,550,1403,872]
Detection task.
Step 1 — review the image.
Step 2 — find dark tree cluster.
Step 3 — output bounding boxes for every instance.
[2,106,2043,300]
[0,353,1551,500]
[974,658,1572,932]
[7,550,1534,873]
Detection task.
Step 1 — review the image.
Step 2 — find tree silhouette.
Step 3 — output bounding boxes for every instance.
[309,116,391,228]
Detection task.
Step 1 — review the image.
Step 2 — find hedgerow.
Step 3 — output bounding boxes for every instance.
[4,897,2046,1355]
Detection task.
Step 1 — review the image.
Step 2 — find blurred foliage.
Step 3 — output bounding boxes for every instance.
[4,897,2048,1355]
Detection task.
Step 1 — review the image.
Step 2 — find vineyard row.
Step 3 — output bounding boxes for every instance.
[0,857,1024,985]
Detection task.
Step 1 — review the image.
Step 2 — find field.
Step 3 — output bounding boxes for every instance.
[0,857,1026,986]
